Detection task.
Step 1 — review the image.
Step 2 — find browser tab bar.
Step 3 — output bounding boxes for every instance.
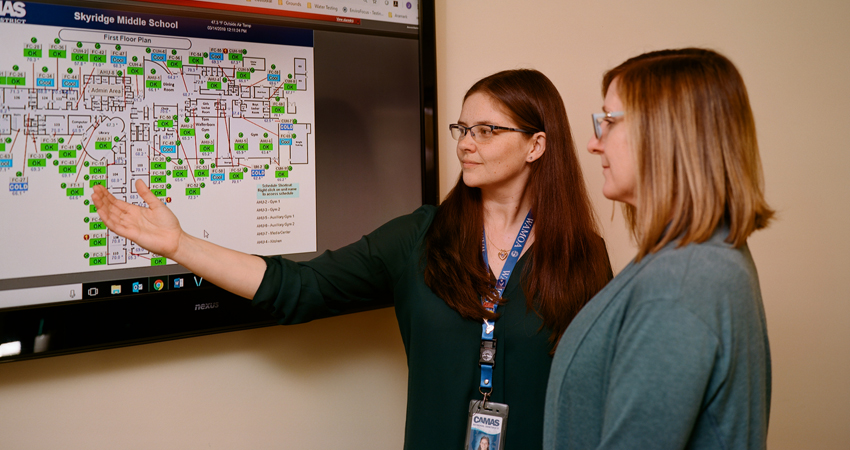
[152,0,420,26]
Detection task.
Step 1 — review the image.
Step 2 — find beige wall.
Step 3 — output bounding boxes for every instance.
[1,1,848,448]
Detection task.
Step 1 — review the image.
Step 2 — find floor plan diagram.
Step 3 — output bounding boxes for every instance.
[0,17,316,280]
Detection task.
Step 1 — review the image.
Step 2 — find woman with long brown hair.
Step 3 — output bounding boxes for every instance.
[92,69,612,449]
[545,48,773,449]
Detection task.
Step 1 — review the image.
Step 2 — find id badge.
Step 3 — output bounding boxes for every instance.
[465,399,509,450]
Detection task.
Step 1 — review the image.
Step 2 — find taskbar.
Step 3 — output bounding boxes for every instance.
[82,273,211,300]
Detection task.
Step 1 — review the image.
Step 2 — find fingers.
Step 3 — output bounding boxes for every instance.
[90,183,109,209]
[134,178,163,209]
[91,179,182,258]
[92,181,145,235]
[91,184,120,225]
[93,190,124,232]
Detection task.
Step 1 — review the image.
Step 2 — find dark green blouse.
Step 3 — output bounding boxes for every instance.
[253,205,553,449]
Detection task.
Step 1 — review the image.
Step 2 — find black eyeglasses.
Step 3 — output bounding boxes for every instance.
[449,124,532,143]
[591,111,625,139]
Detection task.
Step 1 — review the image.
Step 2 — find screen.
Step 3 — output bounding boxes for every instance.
[0,0,437,361]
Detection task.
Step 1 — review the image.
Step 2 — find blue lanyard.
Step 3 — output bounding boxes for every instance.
[478,210,534,391]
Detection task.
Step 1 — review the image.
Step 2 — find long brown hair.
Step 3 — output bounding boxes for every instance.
[424,69,612,347]
[602,48,774,260]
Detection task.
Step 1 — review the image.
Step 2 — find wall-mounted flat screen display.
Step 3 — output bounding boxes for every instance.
[0,0,437,362]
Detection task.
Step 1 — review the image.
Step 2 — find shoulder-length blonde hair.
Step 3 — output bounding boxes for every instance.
[603,48,774,260]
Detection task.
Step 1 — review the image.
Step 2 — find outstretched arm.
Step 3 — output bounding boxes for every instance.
[91,179,266,299]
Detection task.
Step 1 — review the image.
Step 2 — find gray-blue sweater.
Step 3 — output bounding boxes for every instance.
[545,226,770,449]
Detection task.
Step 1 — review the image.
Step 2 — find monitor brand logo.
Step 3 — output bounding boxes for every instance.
[0,2,26,18]
[194,302,219,311]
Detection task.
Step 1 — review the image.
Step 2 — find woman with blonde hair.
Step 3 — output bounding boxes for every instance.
[544,48,773,449]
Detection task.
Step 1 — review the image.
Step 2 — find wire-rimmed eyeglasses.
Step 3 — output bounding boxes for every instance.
[591,111,625,139]
[449,123,532,143]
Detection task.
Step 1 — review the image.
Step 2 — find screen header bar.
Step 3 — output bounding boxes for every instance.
[13,1,314,47]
